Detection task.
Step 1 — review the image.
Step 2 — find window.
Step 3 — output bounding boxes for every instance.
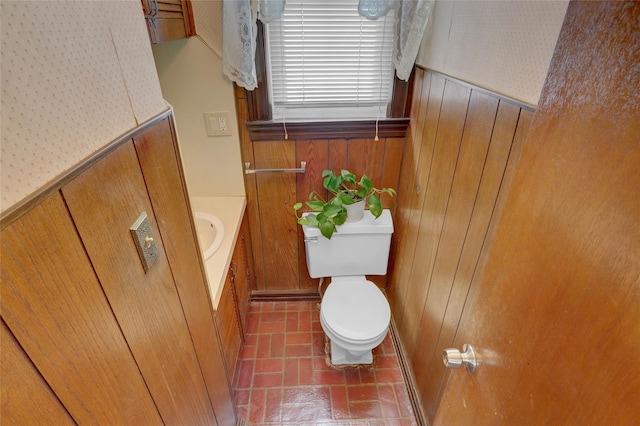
[264,0,396,121]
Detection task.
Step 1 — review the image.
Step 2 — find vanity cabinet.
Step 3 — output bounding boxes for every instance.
[232,214,253,336]
[141,0,195,44]
[1,115,236,425]
[217,268,243,385]
[216,214,252,384]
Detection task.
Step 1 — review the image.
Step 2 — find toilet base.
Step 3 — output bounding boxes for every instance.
[329,340,373,365]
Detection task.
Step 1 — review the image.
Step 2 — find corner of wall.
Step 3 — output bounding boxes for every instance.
[1,1,166,213]
[416,0,569,106]
[152,37,245,198]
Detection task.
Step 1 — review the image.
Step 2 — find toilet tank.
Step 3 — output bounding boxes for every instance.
[302,209,394,278]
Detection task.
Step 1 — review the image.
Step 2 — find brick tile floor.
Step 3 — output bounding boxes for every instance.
[233,301,417,425]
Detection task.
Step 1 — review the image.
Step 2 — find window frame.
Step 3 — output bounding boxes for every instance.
[243,21,413,141]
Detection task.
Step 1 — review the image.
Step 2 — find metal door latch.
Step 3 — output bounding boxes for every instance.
[443,344,477,373]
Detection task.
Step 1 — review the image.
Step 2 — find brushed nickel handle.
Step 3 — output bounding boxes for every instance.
[443,344,477,373]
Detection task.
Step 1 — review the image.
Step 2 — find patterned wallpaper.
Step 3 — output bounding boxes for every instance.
[1,1,166,212]
[189,0,566,107]
[416,0,569,106]
[191,0,223,57]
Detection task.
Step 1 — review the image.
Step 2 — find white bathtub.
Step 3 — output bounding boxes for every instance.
[190,196,246,307]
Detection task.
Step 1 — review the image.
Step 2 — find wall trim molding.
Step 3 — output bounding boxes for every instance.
[390,317,428,426]
[1,107,174,230]
[250,290,321,302]
[420,66,537,113]
[246,118,410,141]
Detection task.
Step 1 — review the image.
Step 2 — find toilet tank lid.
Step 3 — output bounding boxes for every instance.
[302,209,394,237]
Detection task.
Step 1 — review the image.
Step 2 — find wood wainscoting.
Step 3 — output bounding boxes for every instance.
[389,68,534,423]
[235,68,535,423]
[1,112,236,425]
[236,86,406,293]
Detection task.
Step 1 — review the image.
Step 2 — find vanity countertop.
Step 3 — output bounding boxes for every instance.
[190,196,246,308]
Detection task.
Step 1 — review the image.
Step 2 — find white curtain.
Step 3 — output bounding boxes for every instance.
[359,0,434,81]
[222,0,285,90]
[358,0,395,19]
[222,0,433,89]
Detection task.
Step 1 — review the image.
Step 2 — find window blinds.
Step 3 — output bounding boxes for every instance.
[265,0,395,120]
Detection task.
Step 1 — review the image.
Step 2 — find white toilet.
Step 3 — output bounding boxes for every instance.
[303,209,393,365]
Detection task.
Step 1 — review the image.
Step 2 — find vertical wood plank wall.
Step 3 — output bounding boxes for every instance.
[236,68,533,421]
[389,68,534,423]
[236,86,403,293]
[62,142,216,425]
[1,114,235,425]
[1,321,75,424]
[1,193,162,424]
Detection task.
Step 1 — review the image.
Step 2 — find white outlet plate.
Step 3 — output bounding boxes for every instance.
[204,112,232,137]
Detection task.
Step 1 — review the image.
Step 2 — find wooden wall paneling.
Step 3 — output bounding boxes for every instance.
[345,137,387,288]
[407,90,497,408]
[435,3,639,423]
[380,137,405,211]
[386,135,413,277]
[235,81,408,295]
[401,81,471,362]
[237,96,266,291]
[390,73,443,331]
[386,132,416,301]
[61,142,215,425]
[0,193,162,424]
[1,321,74,424]
[389,69,536,422]
[420,101,524,420]
[408,69,427,144]
[328,138,348,171]
[345,138,386,185]
[296,139,330,290]
[387,69,428,314]
[366,136,404,288]
[132,118,236,425]
[410,91,499,388]
[253,140,299,290]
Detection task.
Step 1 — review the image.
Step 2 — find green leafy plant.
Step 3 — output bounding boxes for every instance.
[293,169,396,239]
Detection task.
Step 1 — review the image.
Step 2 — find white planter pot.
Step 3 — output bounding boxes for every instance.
[344,199,365,222]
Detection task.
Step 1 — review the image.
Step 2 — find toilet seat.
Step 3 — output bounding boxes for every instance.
[320,277,390,342]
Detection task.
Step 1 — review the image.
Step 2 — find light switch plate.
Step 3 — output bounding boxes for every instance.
[130,211,158,273]
[204,111,232,136]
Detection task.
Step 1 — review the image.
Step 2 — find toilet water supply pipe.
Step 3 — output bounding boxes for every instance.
[318,277,325,300]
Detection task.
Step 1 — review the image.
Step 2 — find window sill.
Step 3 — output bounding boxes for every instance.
[245,118,409,141]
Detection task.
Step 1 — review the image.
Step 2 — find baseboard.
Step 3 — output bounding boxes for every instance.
[389,318,429,426]
[250,290,321,302]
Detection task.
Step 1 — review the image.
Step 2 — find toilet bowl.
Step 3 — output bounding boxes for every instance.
[302,209,394,365]
[320,276,390,365]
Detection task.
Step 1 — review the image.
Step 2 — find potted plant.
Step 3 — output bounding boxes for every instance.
[293,169,396,239]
